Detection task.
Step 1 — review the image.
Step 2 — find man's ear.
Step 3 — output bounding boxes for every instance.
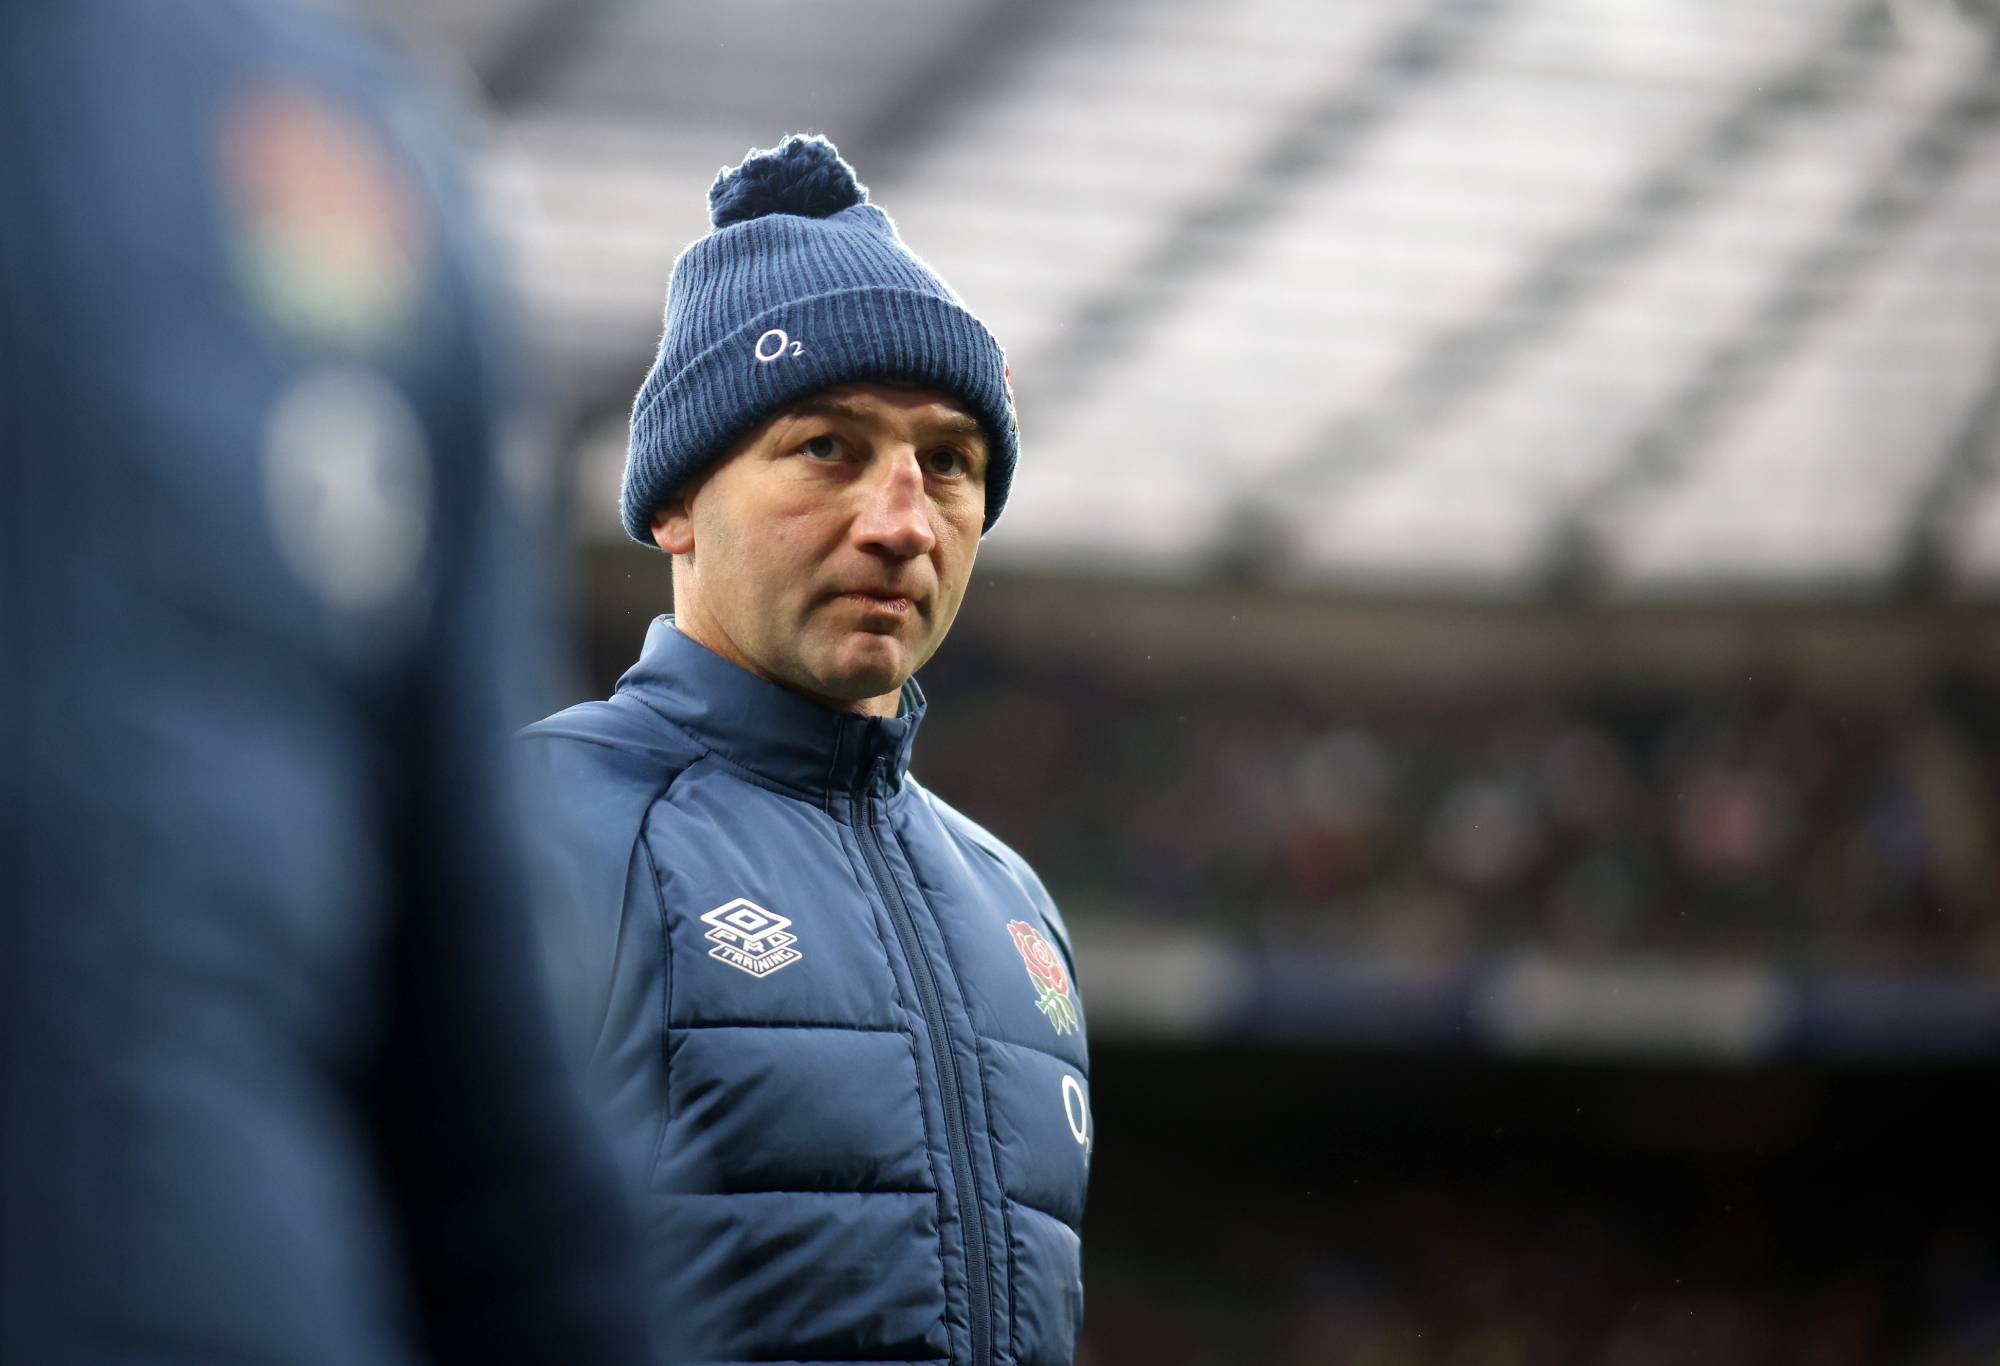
[651,498,694,556]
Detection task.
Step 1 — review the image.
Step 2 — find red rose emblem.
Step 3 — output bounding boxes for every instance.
[1009,919,1069,990]
[1007,921,1079,1035]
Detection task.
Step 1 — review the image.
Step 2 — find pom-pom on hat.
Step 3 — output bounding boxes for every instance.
[621,133,1019,545]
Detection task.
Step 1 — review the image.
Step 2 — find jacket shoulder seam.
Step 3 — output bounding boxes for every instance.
[515,727,640,754]
[620,694,835,807]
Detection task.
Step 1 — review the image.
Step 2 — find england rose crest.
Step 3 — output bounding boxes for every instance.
[1006,920,1078,1036]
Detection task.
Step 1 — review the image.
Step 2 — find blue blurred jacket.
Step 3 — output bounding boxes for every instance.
[518,618,1093,1366]
[0,4,650,1363]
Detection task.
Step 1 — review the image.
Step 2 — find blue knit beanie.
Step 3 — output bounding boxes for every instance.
[621,134,1018,545]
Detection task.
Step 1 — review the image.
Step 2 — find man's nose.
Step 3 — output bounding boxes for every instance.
[852,449,936,558]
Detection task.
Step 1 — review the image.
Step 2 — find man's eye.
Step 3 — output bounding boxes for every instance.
[926,448,969,477]
[801,434,842,462]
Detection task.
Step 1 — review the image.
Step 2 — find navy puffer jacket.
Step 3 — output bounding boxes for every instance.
[519,618,1091,1366]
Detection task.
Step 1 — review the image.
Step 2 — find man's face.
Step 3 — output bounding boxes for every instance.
[654,383,988,717]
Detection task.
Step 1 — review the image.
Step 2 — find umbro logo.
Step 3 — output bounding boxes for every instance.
[701,898,803,979]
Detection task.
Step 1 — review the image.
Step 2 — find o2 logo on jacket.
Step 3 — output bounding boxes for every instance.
[1006,920,1078,1036]
[701,898,803,979]
[1062,1073,1091,1158]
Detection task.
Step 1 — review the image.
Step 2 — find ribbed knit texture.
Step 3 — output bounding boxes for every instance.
[621,136,1018,545]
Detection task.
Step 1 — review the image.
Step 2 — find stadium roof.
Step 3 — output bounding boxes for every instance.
[407,0,2000,599]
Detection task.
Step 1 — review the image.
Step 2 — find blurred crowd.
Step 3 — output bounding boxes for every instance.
[918,648,2000,975]
[1079,1178,2000,1366]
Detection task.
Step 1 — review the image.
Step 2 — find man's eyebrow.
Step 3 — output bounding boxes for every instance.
[784,397,872,426]
[930,412,986,442]
[782,398,987,446]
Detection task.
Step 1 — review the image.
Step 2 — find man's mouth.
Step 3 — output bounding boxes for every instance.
[834,589,915,618]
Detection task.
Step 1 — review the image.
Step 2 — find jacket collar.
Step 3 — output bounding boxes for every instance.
[615,616,924,801]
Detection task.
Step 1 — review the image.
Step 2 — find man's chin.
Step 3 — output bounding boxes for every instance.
[810,631,914,703]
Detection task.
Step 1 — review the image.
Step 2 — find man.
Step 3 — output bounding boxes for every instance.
[0,4,651,1363]
[519,134,1092,1366]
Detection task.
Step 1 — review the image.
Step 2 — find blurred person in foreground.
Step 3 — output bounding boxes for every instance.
[0,3,651,1363]
[518,134,1091,1365]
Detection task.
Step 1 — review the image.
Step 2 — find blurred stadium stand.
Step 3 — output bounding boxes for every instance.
[381,1,2000,1359]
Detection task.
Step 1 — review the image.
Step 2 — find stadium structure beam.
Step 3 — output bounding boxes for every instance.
[846,0,1071,183]
[475,0,624,112]
[1254,0,1895,514]
[1018,0,1514,422]
[1558,36,2000,588]
[1900,342,2000,592]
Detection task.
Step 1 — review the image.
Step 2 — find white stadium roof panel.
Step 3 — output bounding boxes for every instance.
[1602,92,2000,594]
[449,0,2000,597]
[1289,472,1560,592]
[1602,491,1916,591]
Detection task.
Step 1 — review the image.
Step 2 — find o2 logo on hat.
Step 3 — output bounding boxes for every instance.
[754,328,805,363]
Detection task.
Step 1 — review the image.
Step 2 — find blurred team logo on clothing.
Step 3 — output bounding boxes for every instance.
[701,899,804,979]
[261,367,434,628]
[219,85,430,352]
[1007,920,1078,1036]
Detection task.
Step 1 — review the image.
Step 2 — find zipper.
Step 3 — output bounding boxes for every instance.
[857,764,993,1366]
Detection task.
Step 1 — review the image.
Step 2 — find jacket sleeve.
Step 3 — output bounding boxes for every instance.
[511,720,684,1262]
[513,727,671,1074]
